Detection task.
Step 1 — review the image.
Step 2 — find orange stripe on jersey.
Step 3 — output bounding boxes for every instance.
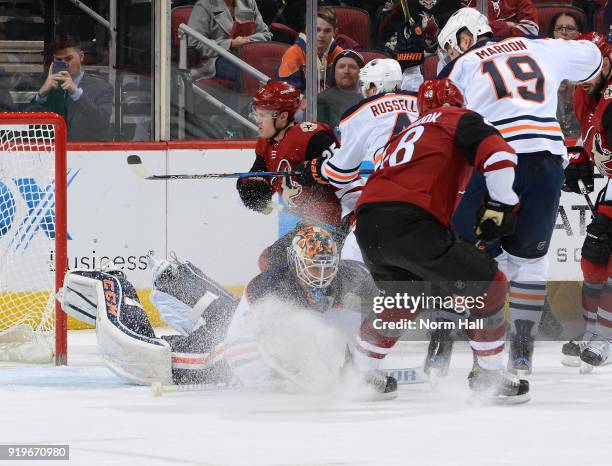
[498,124,562,134]
[323,164,358,181]
[224,345,258,362]
[510,292,545,301]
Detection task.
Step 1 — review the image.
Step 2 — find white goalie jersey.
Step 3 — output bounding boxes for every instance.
[321,90,419,215]
[440,37,602,156]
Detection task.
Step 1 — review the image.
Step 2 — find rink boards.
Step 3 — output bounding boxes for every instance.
[0,142,601,328]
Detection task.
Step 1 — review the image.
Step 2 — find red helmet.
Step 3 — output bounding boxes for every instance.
[577,32,612,62]
[417,78,464,114]
[253,81,301,120]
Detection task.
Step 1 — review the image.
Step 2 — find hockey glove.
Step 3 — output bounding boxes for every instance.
[237,179,274,214]
[476,199,518,242]
[562,147,594,194]
[582,213,612,264]
[295,158,328,186]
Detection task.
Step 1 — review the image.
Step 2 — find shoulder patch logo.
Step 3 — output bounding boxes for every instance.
[300,122,317,132]
[604,86,612,100]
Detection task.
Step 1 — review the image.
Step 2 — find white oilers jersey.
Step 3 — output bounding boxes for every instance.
[441,37,601,156]
[321,90,419,215]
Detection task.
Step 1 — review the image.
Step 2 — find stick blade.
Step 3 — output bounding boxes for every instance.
[126,154,156,180]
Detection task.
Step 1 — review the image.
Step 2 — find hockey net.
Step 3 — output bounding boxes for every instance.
[0,113,68,364]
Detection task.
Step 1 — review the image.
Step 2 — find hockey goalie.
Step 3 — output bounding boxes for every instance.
[57,226,393,398]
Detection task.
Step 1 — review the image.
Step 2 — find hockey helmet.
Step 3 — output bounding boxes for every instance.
[438,7,492,57]
[287,226,339,289]
[359,58,402,98]
[417,78,464,114]
[253,81,302,120]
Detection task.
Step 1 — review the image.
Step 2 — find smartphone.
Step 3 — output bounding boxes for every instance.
[52,61,67,74]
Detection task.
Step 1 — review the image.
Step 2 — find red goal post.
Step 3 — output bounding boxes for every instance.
[0,112,68,365]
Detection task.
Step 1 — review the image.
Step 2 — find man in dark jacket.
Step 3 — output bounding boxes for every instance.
[31,35,113,141]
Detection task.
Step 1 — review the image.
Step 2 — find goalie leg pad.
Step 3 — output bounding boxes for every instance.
[61,270,171,385]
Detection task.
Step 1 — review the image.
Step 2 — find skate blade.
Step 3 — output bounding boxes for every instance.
[468,392,531,406]
[579,361,594,374]
[561,355,581,367]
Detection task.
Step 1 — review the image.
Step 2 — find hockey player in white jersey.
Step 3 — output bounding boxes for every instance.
[297,58,419,228]
[437,7,602,374]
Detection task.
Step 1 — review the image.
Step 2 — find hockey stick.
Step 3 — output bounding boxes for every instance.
[127,155,373,181]
[128,155,296,180]
[578,179,595,214]
[151,366,426,397]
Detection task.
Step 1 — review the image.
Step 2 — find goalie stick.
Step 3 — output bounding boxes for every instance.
[151,367,428,396]
[127,155,373,180]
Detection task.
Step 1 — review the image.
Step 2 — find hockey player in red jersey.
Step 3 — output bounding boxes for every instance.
[236,81,345,271]
[562,32,612,370]
[349,78,529,403]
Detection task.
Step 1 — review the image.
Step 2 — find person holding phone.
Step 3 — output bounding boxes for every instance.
[32,35,113,141]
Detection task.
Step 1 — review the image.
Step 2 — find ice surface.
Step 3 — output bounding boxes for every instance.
[1,330,611,466]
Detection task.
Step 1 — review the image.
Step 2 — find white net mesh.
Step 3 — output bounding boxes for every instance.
[0,122,61,363]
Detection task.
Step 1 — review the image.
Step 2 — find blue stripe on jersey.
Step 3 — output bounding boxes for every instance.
[579,55,603,83]
[491,115,559,125]
[504,134,565,143]
[327,160,358,174]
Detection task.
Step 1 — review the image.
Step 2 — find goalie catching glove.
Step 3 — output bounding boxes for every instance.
[563,147,594,194]
[476,199,518,242]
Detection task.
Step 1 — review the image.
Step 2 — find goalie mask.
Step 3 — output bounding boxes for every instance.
[287,226,339,289]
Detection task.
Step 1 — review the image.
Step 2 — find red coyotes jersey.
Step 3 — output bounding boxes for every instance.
[356,106,516,227]
[253,121,342,225]
[573,81,612,162]
[462,0,539,37]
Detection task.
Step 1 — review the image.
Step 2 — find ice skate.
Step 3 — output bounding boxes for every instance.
[468,365,530,405]
[424,326,454,379]
[508,319,534,376]
[580,338,612,368]
[538,298,563,339]
[561,331,594,367]
[363,370,398,400]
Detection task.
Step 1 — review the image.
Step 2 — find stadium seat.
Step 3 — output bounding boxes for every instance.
[171,6,193,47]
[356,49,391,64]
[237,41,290,95]
[334,7,372,49]
[536,5,587,38]
[422,54,439,81]
[594,7,605,35]
[270,22,298,45]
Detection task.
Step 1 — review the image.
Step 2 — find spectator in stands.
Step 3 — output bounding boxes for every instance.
[317,50,364,132]
[187,0,272,81]
[29,35,113,141]
[548,11,585,139]
[0,67,15,112]
[276,6,343,92]
[461,0,539,37]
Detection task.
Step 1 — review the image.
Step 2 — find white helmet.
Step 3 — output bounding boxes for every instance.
[359,58,402,98]
[437,7,492,57]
